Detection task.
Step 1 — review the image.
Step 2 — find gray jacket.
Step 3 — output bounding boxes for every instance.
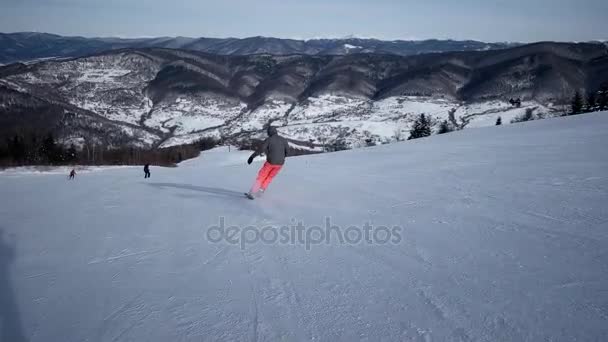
[252,127,289,165]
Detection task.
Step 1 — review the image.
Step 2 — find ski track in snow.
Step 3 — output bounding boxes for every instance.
[1,113,608,341]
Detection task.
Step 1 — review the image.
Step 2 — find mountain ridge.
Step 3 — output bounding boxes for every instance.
[1,41,606,151]
[0,32,524,64]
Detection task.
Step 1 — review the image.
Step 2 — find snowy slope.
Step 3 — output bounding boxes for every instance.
[1,113,608,341]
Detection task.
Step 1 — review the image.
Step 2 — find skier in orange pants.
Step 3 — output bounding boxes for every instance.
[250,162,283,194]
[246,126,289,199]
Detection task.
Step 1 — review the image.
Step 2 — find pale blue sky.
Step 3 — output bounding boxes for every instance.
[1,0,606,42]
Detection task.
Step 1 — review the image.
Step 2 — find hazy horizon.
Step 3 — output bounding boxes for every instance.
[2,31,607,44]
[1,0,607,43]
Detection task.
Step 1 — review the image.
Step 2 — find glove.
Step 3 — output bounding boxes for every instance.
[247,155,254,165]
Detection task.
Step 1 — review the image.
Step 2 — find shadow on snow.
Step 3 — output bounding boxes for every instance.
[147,182,244,199]
[0,228,28,342]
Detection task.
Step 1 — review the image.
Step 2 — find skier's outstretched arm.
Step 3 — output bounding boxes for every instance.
[247,138,269,164]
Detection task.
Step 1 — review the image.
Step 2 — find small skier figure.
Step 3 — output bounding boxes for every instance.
[69,169,76,180]
[143,164,151,179]
[245,126,289,199]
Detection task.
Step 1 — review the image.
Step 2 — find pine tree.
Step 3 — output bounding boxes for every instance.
[496,116,502,125]
[585,92,597,113]
[66,144,77,163]
[437,120,452,134]
[408,114,432,140]
[598,84,608,111]
[9,135,25,163]
[570,91,584,115]
[40,133,66,164]
[40,134,56,163]
[0,143,7,162]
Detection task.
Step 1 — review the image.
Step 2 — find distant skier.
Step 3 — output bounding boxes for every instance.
[245,126,289,199]
[144,164,151,179]
[68,169,76,180]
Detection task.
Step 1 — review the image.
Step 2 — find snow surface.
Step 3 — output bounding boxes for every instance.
[0,165,138,176]
[1,113,608,341]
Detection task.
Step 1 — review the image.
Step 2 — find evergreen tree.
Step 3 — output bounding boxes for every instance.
[27,135,40,163]
[496,116,502,125]
[0,143,7,162]
[66,144,77,163]
[198,137,220,151]
[570,91,584,115]
[585,92,597,113]
[408,114,432,140]
[40,133,56,163]
[598,84,608,111]
[437,120,452,134]
[40,133,66,164]
[9,135,25,163]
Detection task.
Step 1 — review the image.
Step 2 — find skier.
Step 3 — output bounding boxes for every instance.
[245,126,289,199]
[143,164,151,179]
[68,169,76,180]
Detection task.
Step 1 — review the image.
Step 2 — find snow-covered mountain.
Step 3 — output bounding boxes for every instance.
[0,32,521,64]
[1,112,607,341]
[1,42,606,149]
